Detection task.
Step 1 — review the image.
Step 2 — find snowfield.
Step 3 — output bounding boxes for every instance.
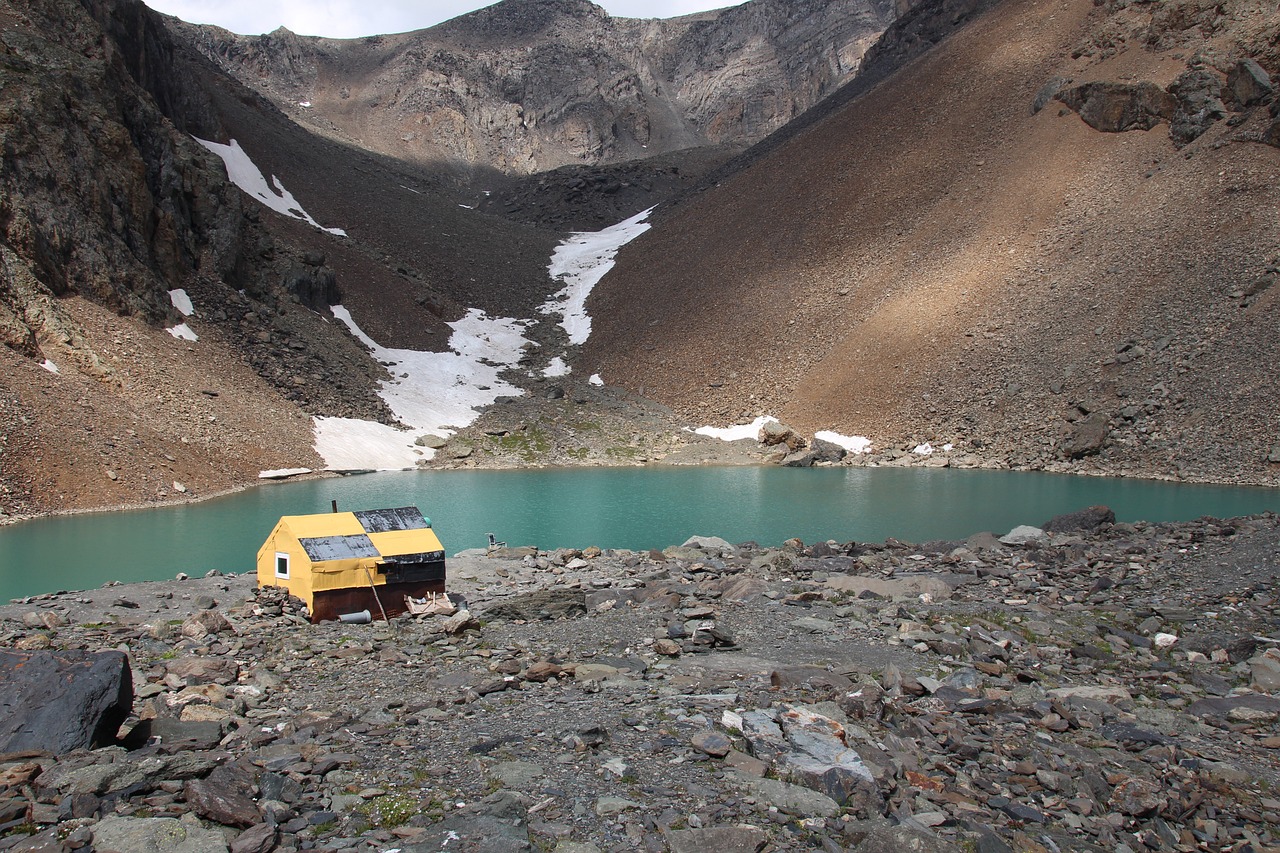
[312,307,534,471]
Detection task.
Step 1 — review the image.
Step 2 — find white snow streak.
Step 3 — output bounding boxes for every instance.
[540,207,653,345]
[194,137,347,237]
[40,359,59,374]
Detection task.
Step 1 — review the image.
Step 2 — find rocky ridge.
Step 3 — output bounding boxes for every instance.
[167,0,898,176]
[2,510,1280,851]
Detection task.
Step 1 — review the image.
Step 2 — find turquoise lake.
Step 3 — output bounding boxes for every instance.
[0,466,1275,601]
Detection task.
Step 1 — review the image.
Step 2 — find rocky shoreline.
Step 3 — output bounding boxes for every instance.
[3,508,1280,852]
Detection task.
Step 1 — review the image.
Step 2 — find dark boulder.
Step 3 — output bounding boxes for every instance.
[0,650,132,755]
[1169,68,1227,145]
[1042,505,1116,533]
[1228,59,1273,108]
[1062,411,1109,459]
[1055,81,1177,132]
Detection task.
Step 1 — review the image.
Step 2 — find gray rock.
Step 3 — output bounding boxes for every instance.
[0,649,132,754]
[825,573,967,601]
[183,776,259,828]
[1228,58,1273,107]
[759,421,805,450]
[999,525,1046,545]
[1055,81,1177,132]
[1042,505,1115,533]
[229,823,277,853]
[664,826,769,853]
[775,705,880,811]
[1169,68,1228,145]
[733,774,841,817]
[1063,411,1109,458]
[92,815,230,853]
[681,535,736,552]
[790,616,836,634]
[402,814,532,852]
[1031,75,1068,114]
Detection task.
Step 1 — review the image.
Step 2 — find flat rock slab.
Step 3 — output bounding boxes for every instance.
[825,573,969,601]
[1187,693,1280,720]
[665,825,769,853]
[0,649,132,755]
[92,815,229,852]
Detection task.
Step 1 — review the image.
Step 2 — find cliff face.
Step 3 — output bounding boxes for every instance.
[166,0,897,175]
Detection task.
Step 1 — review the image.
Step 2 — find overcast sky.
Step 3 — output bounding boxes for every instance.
[140,1,742,39]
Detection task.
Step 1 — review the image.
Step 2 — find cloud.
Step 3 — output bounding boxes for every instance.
[142,0,739,38]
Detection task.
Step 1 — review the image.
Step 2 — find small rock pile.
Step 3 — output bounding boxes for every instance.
[1,510,1279,852]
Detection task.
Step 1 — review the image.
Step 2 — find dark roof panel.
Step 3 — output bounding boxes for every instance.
[379,551,446,564]
[353,507,429,533]
[299,534,379,562]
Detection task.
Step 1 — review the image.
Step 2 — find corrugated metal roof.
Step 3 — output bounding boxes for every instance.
[354,507,430,533]
[298,534,379,562]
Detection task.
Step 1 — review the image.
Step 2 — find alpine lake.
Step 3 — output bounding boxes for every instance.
[0,465,1276,602]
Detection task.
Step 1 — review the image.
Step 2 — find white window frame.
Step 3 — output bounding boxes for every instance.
[274,552,290,579]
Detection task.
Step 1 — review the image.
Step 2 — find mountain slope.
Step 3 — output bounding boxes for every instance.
[583,0,1280,483]
[166,0,897,175]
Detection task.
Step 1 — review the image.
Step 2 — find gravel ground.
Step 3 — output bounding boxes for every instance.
[3,509,1280,851]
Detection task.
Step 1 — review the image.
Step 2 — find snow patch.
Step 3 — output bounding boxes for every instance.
[168,289,195,317]
[194,137,347,237]
[816,430,873,455]
[39,359,59,374]
[543,356,570,378]
[313,418,423,471]
[588,373,605,387]
[312,306,532,471]
[913,443,934,456]
[540,208,653,345]
[259,468,312,480]
[167,323,198,341]
[696,416,778,443]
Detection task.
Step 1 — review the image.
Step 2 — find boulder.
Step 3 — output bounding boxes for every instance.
[0,650,132,755]
[999,525,1046,546]
[1031,75,1068,114]
[1042,505,1115,533]
[1062,411,1109,458]
[809,437,847,464]
[775,705,882,812]
[93,815,231,852]
[759,420,805,450]
[1169,68,1227,145]
[665,826,769,853]
[1264,118,1280,150]
[1228,58,1273,107]
[1055,81,1177,132]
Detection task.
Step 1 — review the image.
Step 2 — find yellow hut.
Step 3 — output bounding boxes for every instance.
[257,506,446,622]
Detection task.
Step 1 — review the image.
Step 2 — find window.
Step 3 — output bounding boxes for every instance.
[275,552,290,579]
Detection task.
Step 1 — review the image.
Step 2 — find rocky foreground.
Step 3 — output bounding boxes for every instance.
[3,509,1280,852]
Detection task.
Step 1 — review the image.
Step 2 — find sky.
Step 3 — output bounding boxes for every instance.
[140,1,742,39]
